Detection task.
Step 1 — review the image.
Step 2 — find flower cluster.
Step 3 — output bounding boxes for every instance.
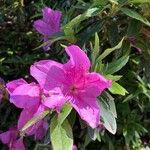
[0,7,111,150]
[0,44,111,149]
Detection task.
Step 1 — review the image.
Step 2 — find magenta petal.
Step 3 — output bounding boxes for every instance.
[18,106,48,139]
[64,45,91,72]
[34,119,48,140]
[33,20,52,35]
[0,127,17,144]
[10,83,40,109]
[42,7,61,32]
[72,145,78,150]
[43,88,66,111]
[70,86,100,128]
[18,107,37,133]
[12,138,25,150]
[44,65,67,91]
[30,60,63,88]
[6,79,27,93]
[85,72,112,94]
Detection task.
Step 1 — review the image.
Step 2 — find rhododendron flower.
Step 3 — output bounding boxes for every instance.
[6,79,48,139]
[33,7,62,51]
[31,45,112,128]
[0,126,25,150]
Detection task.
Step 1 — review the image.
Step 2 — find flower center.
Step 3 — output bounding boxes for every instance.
[70,85,78,94]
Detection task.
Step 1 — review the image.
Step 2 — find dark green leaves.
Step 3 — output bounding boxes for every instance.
[121,8,150,27]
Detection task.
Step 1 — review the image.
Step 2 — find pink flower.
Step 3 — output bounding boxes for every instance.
[6,79,48,140]
[31,45,112,128]
[72,145,78,150]
[33,7,62,51]
[0,126,25,150]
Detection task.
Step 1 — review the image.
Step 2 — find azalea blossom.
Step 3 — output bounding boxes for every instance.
[33,7,62,51]
[0,126,25,150]
[30,45,112,128]
[6,79,48,140]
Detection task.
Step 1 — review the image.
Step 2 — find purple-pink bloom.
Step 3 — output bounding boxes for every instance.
[6,79,48,140]
[30,45,112,128]
[72,145,78,150]
[33,7,62,51]
[0,126,25,150]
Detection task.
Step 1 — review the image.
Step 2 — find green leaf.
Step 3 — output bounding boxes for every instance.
[104,55,129,74]
[58,104,72,125]
[129,0,150,3]
[99,99,117,134]
[20,110,50,133]
[92,32,100,67]
[96,37,124,62]
[104,92,117,118]
[121,8,150,27]
[109,82,128,96]
[105,74,122,81]
[63,7,100,36]
[50,116,73,150]
[93,33,100,60]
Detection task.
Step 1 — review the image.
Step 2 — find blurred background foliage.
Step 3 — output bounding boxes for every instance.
[0,0,150,150]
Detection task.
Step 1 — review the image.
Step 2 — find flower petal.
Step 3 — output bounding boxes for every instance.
[6,79,27,93]
[44,65,68,91]
[64,45,91,73]
[30,60,63,88]
[43,87,66,111]
[34,119,48,140]
[42,7,62,32]
[10,83,40,109]
[12,138,25,150]
[33,20,52,35]
[0,127,17,144]
[85,72,112,95]
[18,105,48,139]
[70,86,100,128]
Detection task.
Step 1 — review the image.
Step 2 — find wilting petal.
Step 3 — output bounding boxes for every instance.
[9,83,40,109]
[85,72,112,95]
[0,127,17,144]
[12,138,25,150]
[64,45,91,73]
[30,60,63,88]
[6,79,27,93]
[70,86,100,128]
[33,20,52,35]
